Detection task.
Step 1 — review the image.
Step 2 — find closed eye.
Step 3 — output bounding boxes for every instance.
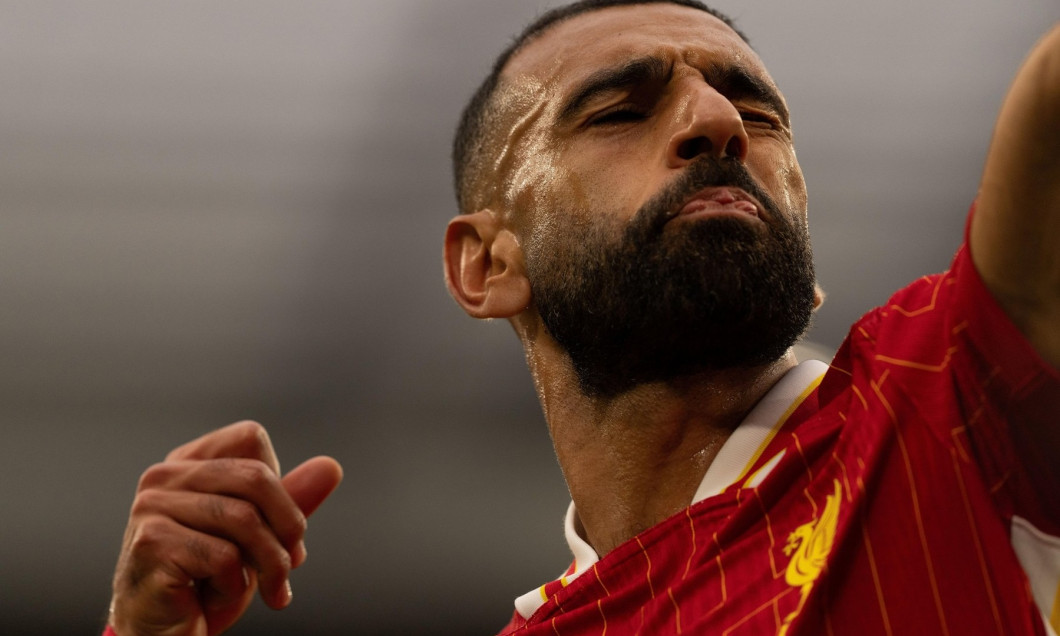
[589,106,649,126]
[739,110,778,127]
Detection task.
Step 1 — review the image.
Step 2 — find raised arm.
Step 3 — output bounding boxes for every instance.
[972,22,1060,369]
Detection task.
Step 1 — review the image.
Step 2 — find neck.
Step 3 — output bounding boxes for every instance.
[530,347,796,556]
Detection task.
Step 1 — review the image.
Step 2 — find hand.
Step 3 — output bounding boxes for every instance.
[108,420,344,636]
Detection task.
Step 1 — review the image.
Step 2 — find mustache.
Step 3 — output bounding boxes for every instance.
[634,157,783,234]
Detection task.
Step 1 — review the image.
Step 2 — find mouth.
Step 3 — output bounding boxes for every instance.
[676,186,762,221]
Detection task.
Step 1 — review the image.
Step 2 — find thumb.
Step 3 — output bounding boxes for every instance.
[282,456,344,517]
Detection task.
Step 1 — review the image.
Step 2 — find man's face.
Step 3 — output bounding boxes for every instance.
[493,4,816,396]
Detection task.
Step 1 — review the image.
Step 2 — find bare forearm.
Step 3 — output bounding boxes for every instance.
[973,22,1060,367]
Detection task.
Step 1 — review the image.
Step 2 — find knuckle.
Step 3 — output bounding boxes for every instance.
[228,500,266,529]
[209,539,243,570]
[269,542,293,573]
[209,456,240,477]
[129,488,165,516]
[200,457,270,505]
[234,458,274,490]
[127,518,169,556]
[199,492,228,522]
[232,420,270,454]
[273,515,307,550]
[288,512,308,542]
[208,456,271,492]
[136,462,173,491]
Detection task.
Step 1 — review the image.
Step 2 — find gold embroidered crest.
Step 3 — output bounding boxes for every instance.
[778,479,842,634]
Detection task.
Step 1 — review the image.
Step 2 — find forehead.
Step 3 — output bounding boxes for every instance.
[503,4,772,95]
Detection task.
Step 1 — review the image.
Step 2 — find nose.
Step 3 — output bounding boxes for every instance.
[665,81,749,168]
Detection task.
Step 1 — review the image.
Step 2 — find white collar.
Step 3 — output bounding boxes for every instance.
[514,360,829,621]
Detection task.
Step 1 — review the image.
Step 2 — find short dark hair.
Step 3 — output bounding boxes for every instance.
[451,0,748,214]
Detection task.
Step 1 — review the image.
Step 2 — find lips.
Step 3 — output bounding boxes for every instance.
[677,186,761,220]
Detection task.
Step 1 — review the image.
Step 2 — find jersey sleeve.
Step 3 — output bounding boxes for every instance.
[950,211,1060,534]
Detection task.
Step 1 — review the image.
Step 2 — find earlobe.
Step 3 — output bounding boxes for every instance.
[444,210,532,319]
[813,284,826,311]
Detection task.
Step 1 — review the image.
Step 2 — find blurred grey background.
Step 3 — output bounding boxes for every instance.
[1,1,1056,634]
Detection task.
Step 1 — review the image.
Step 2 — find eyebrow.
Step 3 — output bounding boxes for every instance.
[704,63,790,127]
[557,55,670,124]
[555,55,791,128]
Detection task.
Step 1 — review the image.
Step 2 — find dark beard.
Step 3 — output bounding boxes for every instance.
[525,157,816,398]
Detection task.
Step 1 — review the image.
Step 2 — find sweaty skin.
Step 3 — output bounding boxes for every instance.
[446,4,810,556]
[972,23,1060,368]
[499,5,807,243]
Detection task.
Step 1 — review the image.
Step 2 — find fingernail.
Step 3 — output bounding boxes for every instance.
[294,540,307,567]
[281,579,293,607]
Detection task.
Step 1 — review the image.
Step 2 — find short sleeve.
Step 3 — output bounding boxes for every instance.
[950,212,1060,533]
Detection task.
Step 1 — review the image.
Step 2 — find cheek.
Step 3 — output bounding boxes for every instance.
[780,156,808,226]
[504,142,588,252]
[503,124,660,242]
[752,145,807,222]
[489,89,563,225]
[561,135,664,222]
[504,149,559,216]
[498,127,567,235]
[503,143,593,224]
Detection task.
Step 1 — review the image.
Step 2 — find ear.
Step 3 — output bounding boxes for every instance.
[444,210,532,319]
[812,284,826,311]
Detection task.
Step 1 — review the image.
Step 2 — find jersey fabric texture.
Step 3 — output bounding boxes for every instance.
[499,222,1060,635]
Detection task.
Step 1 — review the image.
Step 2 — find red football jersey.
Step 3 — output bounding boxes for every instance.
[501,226,1060,635]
